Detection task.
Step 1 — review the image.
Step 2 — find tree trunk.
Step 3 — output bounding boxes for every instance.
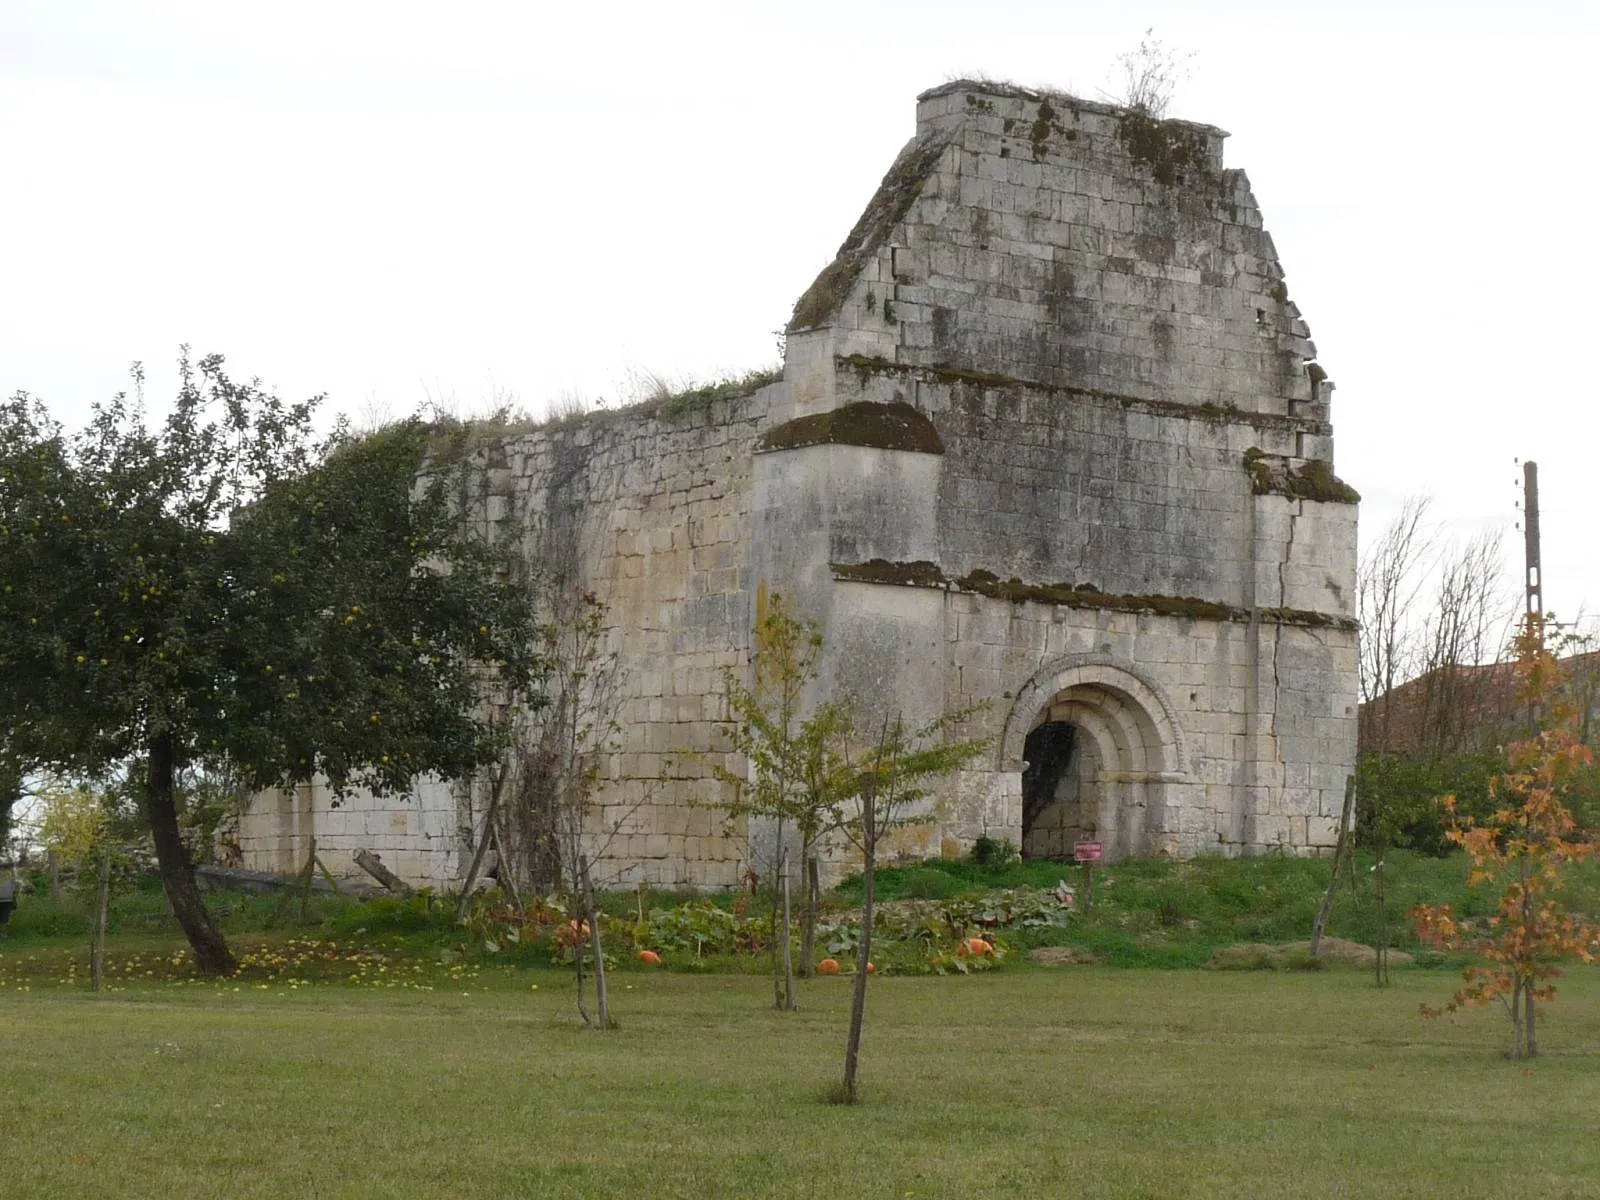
[769,820,786,1011]
[91,852,111,991]
[1509,972,1525,1059]
[145,731,236,975]
[573,925,590,1028]
[800,854,820,979]
[1524,977,1537,1059]
[48,849,61,902]
[780,854,796,1011]
[580,854,611,1030]
[491,822,524,915]
[842,786,877,1103]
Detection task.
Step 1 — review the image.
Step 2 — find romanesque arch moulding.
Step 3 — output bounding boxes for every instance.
[998,654,1191,781]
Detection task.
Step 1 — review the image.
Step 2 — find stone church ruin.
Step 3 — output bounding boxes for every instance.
[239,81,1360,888]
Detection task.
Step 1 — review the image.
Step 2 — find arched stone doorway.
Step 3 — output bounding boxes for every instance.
[1001,657,1189,862]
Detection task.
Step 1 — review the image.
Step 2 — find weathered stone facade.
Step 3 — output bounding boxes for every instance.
[239,81,1359,888]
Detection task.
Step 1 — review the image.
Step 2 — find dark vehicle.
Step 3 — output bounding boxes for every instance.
[0,861,17,925]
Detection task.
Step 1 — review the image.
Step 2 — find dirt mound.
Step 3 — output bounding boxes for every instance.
[1206,937,1413,970]
[1027,946,1099,966]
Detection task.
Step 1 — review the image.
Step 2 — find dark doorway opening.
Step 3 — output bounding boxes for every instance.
[1021,721,1078,860]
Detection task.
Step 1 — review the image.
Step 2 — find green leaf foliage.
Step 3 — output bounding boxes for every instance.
[0,351,538,798]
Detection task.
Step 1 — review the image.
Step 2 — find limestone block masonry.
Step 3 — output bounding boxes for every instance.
[237,81,1359,889]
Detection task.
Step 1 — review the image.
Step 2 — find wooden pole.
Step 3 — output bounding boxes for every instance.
[1373,857,1389,987]
[313,856,345,896]
[1311,775,1357,957]
[780,852,795,1011]
[456,772,506,922]
[352,848,411,896]
[1521,460,1540,1054]
[580,853,610,1030]
[1523,460,1542,634]
[91,852,111,992]
[842,781,875,1102]
[803,854,821,979]
[298,836,317,923]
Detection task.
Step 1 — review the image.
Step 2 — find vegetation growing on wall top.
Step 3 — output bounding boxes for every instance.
[758,402,944,455]
[788,132,952,333]
[1115,109,1212,187]
[421,367,781,459]
[1243,447,1361,505]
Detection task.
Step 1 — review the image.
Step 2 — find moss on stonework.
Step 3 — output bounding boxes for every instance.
[830,559,1358,631]
[758,401,944,455]
[1031,99,1056,162]
[1243,447,1360,505]
[829,559,946,587]
[788,132,951,333]
[1115,109,1211,186]
[957,568,1239,621]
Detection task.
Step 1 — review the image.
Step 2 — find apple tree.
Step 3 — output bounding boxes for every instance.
[0,352,538,973]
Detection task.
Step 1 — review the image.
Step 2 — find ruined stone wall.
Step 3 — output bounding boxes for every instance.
[239,777,464,888]
[777,80,1358,863]
[796,361,1358,861]
[241,80,1360,886]
[239,382,781,889]
[792,82,1327,428]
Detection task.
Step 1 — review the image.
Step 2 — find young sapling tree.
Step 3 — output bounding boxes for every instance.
[1413,617,1600,1059]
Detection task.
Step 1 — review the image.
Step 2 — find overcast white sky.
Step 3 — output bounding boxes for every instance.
[3,0,1597,625]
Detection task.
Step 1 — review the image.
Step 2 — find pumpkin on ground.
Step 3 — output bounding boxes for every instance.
[957,937,994,958]
[817,958,841,975]
[638,949,663,966]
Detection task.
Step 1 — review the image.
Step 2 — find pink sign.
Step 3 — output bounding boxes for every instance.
[1073,841,1103,863]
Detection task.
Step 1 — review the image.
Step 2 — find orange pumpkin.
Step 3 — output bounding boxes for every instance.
[638,949,663,966]
[817,958,841,975]
[958,937,993,958]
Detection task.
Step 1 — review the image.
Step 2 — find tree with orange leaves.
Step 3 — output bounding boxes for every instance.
[1412,615,1600,1059]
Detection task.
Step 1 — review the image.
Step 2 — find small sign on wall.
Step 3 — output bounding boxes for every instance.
[1073,841,1103,863]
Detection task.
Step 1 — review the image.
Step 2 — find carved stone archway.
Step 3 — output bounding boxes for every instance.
[1001,655,1192,860]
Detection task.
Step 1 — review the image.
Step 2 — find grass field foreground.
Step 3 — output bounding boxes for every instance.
[6,968,1600,1198]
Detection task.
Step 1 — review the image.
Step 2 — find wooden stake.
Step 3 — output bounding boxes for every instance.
[455,772,507,922]
[313,856,345,895]
[298,836,317,923]
[91,852,111,992]
[1311,775,1357,957]
[580,853,611,1029]
[780,852,795,1011]
[353,848,411,896]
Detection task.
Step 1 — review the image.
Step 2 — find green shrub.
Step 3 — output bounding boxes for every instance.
[898,867,962,900]
[972,836,1019,869]
[1355,752,1503,855]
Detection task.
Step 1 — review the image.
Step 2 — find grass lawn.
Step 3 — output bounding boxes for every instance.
[5,965,1600,1198]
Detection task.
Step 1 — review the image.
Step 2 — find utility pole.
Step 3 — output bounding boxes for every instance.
[1518,459,1543,1057]
[1523,460,1542,636]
